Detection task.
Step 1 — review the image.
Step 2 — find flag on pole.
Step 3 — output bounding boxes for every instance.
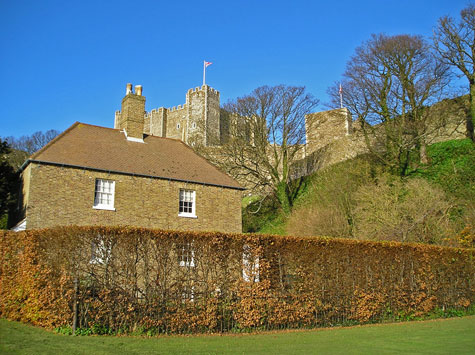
[203,60,213,86]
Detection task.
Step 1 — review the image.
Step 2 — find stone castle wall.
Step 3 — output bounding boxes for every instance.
[295,97,468,178]
[163,105,187,141]
[305,108,353,154]
[115,85,469,182]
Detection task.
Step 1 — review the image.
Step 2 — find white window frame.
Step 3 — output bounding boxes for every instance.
[90,237,112,265]
[242,244,260,282]
[177,240,195,268]
[93,179,116,211]
[182,284,195,302]
[178,189,196,218]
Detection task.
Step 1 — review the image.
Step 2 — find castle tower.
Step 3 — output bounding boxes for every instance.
[305,108,353,155]
[115,83,146,141]
[185,85,221,146]
[115,84,222,146]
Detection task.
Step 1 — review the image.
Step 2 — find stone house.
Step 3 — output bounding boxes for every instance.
[12,86,243,233]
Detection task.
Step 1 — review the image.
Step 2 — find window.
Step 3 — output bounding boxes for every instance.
[177,240,195,267]
[177,123,181,129]
[90,237,112,265]
[93,179,115,210]
[242,244,260,282]
[179,189,196,217]
[182,285,195,302]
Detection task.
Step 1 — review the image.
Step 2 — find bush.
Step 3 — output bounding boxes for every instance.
[1,226,473,334]
[286,156,382,238]
[353,176,455,244]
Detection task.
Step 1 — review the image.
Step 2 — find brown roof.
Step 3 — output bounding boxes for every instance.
[26,122,243,190]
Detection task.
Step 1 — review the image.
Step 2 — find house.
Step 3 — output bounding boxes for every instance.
[12,85,244,233]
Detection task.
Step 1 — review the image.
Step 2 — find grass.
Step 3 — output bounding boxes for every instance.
[1,316,475,354]
[412,138,475,200]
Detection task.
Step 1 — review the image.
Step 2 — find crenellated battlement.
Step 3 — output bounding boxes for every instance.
[186,85,220,96]
[168,104,186,112]
[207,86,220,96]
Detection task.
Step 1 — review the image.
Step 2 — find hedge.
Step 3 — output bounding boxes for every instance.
[0,226,473,334]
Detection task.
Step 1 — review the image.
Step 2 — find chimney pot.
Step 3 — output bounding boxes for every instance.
[126,83,132,95]
[135,85,143,96]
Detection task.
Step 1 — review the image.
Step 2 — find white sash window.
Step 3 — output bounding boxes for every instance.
[179,189,196,217]
[93,179,115,210]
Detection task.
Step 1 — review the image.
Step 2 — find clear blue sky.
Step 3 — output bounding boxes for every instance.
[0,0,470,137]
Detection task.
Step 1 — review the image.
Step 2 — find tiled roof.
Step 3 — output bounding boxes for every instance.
[27,122,243,190]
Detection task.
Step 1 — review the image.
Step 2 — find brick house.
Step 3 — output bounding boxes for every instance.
[12,87,243,233]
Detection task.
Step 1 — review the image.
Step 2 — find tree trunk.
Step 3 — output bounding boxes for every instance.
[72,276,79,334]
[276,181,291,215]
[420,143,428,165]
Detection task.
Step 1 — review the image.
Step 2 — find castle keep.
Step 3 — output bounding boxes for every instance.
[115,83,224,147]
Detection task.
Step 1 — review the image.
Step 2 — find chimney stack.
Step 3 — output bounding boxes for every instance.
[118,83,146,140]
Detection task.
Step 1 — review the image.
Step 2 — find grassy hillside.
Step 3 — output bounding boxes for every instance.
[412,138,475,201]
[243,139,474,246]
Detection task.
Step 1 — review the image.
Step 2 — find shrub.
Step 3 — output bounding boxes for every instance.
[353,176,455,244]
[0,226,473,334]
[286,156,381,238]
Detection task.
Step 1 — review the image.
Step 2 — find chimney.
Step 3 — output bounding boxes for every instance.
[119,83,146,140]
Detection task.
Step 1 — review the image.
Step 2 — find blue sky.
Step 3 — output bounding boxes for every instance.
[0,0,470,137]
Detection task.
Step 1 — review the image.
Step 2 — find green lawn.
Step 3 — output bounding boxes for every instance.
[1,316,474,354]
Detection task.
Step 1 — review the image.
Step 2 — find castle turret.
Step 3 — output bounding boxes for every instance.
[186,85,220,146]
[117,83,146,141]
[305,108,353,155]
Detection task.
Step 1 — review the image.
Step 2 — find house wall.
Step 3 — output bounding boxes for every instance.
[23,163,242,233]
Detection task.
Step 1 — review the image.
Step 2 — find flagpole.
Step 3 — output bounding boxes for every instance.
[339,83,343,109]
[203,61,206,86]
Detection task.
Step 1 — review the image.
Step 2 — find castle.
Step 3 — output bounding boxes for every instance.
[114,83,228,147]
[113,83,357,154]
[114,84,467,178]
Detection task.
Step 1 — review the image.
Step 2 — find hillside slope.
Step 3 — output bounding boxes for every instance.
[244,139,474,246]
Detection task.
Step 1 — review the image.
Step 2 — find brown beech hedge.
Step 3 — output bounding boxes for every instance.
[0,226,474,333]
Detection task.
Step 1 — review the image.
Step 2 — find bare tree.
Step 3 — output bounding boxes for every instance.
[328,34,450,175]
[434,4,475,141]
[209,85,318,213]
[4,129,60,155]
